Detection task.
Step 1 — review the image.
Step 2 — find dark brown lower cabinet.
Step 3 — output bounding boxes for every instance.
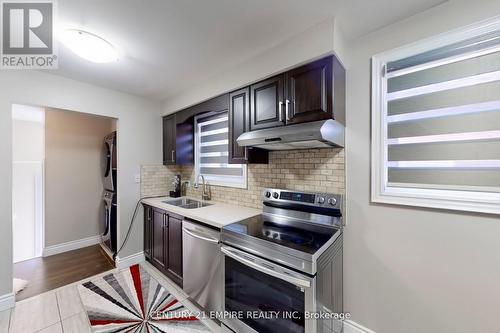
[167,215,183,286]
[144,205,152,260]
[143,205,183,287]
[152,208,166,270]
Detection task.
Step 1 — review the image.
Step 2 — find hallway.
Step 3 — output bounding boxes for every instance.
[14,245,114,301]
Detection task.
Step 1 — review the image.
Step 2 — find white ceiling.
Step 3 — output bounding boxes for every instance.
[53,0,445,100]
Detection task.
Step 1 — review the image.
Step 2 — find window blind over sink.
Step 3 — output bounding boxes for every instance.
[384,30,500,193]
[195,112,246,187]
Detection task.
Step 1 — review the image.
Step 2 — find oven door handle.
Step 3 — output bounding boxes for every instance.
[221,247,311,288]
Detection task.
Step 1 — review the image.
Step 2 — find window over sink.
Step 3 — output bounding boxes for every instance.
[194,112,247,188]
[371,18,500,214]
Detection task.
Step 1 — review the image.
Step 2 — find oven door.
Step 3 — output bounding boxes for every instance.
[221,246,316,333]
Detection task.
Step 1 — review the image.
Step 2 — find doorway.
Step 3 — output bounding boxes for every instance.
[12,104,45,263]
[12,105,118,300]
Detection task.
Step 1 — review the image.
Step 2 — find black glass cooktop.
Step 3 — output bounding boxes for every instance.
[223,214,337,255]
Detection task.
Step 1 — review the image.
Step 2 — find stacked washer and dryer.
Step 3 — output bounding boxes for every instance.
[101,132,117,255]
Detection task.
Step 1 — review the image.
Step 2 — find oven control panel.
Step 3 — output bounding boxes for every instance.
[262,188,342,210]
[279,191,316,203]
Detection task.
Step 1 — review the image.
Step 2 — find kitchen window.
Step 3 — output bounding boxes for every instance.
[194,112,247,188]
[371,18,500,214]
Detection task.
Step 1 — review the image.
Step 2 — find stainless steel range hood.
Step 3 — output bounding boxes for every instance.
[236,119,344,150]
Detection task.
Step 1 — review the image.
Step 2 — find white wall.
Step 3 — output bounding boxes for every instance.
[0,71,161,297]
[44,108,115,247]
[344,0,500,332]
[12,113,45,262]
[162,17,345,115]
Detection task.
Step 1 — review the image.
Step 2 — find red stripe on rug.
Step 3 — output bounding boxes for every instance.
[90,319,140,326]
[159,299,178,312]
[129,264,146,317]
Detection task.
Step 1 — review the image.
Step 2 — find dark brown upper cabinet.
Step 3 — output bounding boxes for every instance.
[229,88,269,164]
[286,56,334,125]
[175,94,229,124]
[247,55,345,131]
[175,121,194,165]
[162,56,344,165]
[163,93,228,166]
[163,115,194,166]
[229,88,248,163]
[249,75,286,131]
[163,115,176,165]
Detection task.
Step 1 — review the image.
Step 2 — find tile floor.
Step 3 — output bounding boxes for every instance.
[0,262,218,333]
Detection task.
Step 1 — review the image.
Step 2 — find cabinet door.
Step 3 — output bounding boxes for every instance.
[229,88,269,164]
[285,56,333,125]
[167,215,183,286]
[163,115,176,165]
[249,75,285,131]
[175,121,194,165]
[152,209,166,270]
[229,88,248,163]
[144,205,152,260]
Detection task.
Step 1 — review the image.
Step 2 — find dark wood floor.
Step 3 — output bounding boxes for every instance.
[14,245,115,301]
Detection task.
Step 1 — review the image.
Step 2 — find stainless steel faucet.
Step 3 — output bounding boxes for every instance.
[195,174,211,201]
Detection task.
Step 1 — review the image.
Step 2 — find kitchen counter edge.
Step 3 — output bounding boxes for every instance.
[140,196,261,229]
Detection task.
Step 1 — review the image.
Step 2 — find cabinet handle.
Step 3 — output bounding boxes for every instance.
[163,214,166,228]
[285,99,290,121]
[244,147,248,161]
[171,150,175,162]
[278,101,283,122]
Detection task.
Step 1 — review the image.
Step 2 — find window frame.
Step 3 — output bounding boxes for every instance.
[371,17,500,215]
[194,113,247,189]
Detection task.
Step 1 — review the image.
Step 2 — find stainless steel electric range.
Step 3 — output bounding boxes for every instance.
[221,188,344,333]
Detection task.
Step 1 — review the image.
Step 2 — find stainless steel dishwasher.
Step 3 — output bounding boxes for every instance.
[182,219,222,314]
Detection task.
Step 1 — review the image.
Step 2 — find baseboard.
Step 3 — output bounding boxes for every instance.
[42,235,101,257]
[99,243,115,262]
[344,320,376,333]
[115,251,145,269]
[0,293,15,311]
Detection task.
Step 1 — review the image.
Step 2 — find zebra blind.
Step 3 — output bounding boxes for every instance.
[384,30,500,193]
[195,112,246,188]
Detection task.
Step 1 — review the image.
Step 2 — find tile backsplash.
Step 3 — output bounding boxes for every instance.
[141,148,345,209]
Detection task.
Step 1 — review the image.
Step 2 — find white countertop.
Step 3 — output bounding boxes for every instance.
[141,196,261,229]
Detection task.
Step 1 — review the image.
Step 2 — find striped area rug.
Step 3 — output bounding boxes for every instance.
[78,264,210,332]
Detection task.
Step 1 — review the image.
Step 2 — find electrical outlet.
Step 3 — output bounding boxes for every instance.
[134,174,141,183]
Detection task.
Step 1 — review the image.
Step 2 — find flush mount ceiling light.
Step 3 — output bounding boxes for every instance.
[60,29,118,63]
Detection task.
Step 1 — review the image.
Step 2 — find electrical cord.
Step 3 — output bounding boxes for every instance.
[113,194,166,261]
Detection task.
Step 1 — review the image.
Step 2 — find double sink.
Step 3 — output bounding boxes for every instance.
[162,198,213,209]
